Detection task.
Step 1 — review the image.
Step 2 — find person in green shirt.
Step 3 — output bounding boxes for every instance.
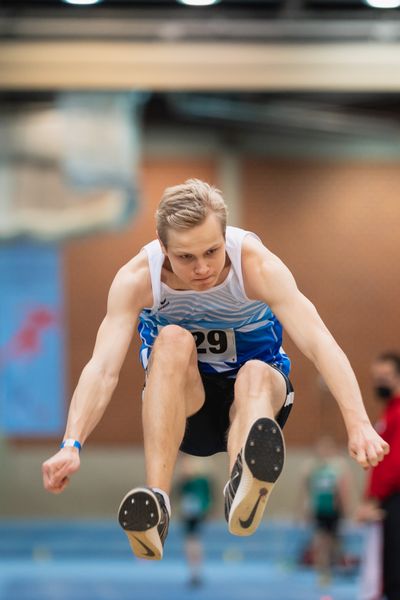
[304,436,351,586]
[175,456,213,587]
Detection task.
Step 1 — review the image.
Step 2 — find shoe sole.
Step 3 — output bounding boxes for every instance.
[228,417,285,537]
[118,487,163,560]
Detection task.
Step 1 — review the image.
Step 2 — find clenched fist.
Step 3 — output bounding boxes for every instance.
[348,422,389,469]
[42,447,80,494]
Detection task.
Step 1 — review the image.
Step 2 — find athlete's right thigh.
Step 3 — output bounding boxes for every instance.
[146,325,205,417]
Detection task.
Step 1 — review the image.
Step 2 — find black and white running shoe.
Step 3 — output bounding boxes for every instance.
[224,417,285,536]
[118,487,170,560]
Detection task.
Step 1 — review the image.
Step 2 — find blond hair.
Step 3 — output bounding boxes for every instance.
[156,178,228,246]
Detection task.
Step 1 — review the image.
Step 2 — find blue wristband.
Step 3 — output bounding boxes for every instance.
[60,439,82,451]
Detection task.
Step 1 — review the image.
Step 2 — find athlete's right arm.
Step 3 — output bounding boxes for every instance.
[42,253,152,494]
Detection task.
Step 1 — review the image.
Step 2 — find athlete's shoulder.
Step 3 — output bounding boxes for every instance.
[116,246,149,276]
[226,225,260,244]
[141,237,162,254]
[240,233,296,304]
[111,249,153,310]
[227,226,268,261]
[241,233,283,274]
[241,231,265,253]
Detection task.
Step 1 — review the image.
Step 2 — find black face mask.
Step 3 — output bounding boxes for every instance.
[374,386,393,400]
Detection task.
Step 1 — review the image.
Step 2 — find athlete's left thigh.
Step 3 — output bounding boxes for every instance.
[233,360,287,417]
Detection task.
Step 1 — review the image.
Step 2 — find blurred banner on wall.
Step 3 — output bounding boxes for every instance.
[0,243,64,435]
[0,92,143,241]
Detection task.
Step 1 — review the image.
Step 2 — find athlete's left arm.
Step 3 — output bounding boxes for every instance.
[242,236,389,469]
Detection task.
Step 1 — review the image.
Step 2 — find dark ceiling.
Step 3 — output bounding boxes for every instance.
[1,0,400,137]
[0,0,375,7]
[1,0,399,48]
[0,0,396,17]
[1,0,399,44]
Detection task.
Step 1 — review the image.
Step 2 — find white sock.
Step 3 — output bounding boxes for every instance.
[152,487,171,517]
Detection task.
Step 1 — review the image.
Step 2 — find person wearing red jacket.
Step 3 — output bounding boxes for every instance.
[357,352,400,600]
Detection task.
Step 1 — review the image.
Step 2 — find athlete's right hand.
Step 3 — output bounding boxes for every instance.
[42,447,80,494]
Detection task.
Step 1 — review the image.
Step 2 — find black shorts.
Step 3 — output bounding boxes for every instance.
[179,365,294,457]
[183,516,205,536]
[314,513,341,534]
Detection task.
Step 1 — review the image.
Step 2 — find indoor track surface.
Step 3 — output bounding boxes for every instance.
[0,520,363,600]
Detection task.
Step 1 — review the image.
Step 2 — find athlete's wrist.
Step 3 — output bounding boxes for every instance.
[60,439,82,452]
[343,410,370,431]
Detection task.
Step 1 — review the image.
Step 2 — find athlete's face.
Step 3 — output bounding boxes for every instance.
[161,213,227,290]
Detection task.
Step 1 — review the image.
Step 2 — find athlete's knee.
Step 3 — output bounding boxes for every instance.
[153,325,196,363]
[156,324,194,347]
[235,360,273,388]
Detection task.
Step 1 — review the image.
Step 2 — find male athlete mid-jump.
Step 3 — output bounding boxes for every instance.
[42,179,389,560]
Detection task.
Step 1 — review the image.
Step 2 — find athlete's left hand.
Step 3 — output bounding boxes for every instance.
[347,423,389,469]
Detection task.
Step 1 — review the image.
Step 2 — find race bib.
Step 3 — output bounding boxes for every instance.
[191,328,237,363]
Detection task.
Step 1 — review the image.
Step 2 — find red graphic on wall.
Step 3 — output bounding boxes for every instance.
[0,307,58,368]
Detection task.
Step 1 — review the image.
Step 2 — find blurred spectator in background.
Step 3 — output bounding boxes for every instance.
[175,455,213,588]
[301,436,351,586]
[357,352,400,600]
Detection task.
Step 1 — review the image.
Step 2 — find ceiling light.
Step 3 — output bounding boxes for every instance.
[178,0,221,6]
[365,0,400,7]
[62,0,103,5]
